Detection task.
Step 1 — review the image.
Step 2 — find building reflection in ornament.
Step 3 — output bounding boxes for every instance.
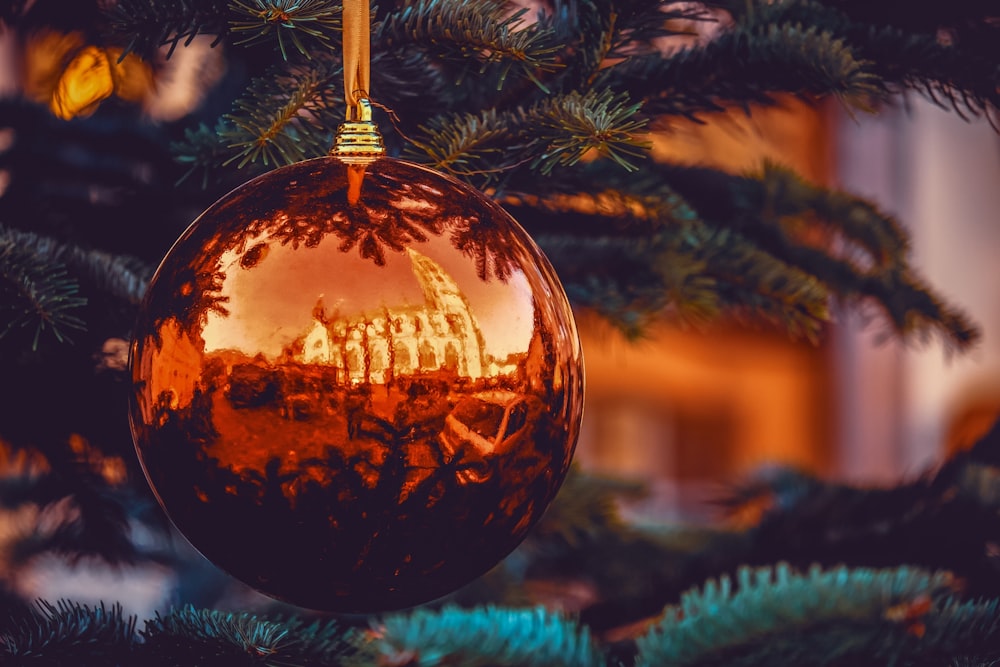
[294,248,492,384]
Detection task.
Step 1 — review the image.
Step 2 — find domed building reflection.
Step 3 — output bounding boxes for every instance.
[292,248,494,385]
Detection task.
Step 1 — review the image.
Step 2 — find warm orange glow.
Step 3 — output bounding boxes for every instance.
[577,318,831,480]
[0,438,50,477]
[52,46,117,119]
[22,30,153,120]
[67,434,128,486]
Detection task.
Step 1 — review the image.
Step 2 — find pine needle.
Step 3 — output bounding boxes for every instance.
[378,0,562,90]
[636,564,959,666]
[0,237,87,351]
[1,600,137,662]
[599,22,883,118]
[372,604,605,667]
[220,59,343,168]
[143,605,358,665]
[106,0,230,58]
[229,0,342,60]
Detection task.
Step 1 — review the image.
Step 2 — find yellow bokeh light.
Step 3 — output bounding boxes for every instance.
[23,30,153,120]
[50,46,115,119]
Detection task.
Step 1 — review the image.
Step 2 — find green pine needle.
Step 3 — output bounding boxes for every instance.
[372,604,605,667]
[0,239,87,351]
[507,178,829,340]
[636,564,959,666]
[596,162,981,350]
[106,0,230,58]
[736,0,1000,118]
[409,88,650,181]
[173,119,245,187]
[229,0,342,60]
[1,600,136,661]
[408,108,512,174]
[143,605,358,665]
[221,59,343,168]
[378,0,562,89]
[1,225,152,306]
[533,89,651,173]
[598,22,882,118]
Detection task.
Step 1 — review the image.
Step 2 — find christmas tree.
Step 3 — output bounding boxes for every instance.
[3,0,1000,664]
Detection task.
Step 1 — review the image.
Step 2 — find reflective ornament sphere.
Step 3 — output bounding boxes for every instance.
[128,156,584,612]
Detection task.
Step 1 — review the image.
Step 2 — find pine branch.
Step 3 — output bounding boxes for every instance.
[699,228,831,343]
[0,234,87,352]
[924,598,1000,665]
[553,420,1000,635]
[406,88,649,188]
[633,162,979,349]
[1,226,152,306]
[533,224,829,341]
[174,58,343,176]
[376,0,562,91]
[500,184,717,335]
[498,166,877,342]
[736,0,1000,120]
[172,120,244,188]
[790,0,1000,43]
[174,49,449,182]
[709,420,1000,597]
[405,108,514,176]
[0,600,137,664]
[229,0,342,60]
[596,21,883,119]
[142,606,360,666]
[499,158,977,347]
[372,605,606,667]
[533,89,651,173]
[754,162,910,268]
[105,0,231,58]
[601,1,721,59]
[635,563,964,667]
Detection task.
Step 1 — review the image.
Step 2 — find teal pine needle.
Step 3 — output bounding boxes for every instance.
[635,564,959,667]
[373,605,606,667]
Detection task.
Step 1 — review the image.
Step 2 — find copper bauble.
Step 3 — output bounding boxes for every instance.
[128,156,583,612]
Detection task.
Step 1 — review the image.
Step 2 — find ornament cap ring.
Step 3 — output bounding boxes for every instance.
[332,98,385,164]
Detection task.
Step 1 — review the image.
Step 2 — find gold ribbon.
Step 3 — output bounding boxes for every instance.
[342,0,371,118]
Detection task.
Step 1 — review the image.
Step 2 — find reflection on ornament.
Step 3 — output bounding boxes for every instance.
[129,156,584,612]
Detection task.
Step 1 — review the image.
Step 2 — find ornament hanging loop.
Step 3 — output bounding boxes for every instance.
[332,0,384,163]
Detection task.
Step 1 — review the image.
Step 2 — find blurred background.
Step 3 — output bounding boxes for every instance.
[579,95,1000,522]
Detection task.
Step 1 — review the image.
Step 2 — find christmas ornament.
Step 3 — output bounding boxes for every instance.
[128,0,582,613]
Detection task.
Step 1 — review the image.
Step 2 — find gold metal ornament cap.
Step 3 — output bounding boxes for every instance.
[332,98,385,164]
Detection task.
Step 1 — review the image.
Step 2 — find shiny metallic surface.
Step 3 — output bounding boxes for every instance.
[129,157,584,612]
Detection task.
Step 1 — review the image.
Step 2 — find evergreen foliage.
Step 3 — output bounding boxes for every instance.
[5,565,1000,665]
[142,606,360,665]
[1,600,136,664]
[635,564,959,666]
[373,605,605,666]
[0,237,87,351]
[1,0,1000,664]
[7,0,993,347]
